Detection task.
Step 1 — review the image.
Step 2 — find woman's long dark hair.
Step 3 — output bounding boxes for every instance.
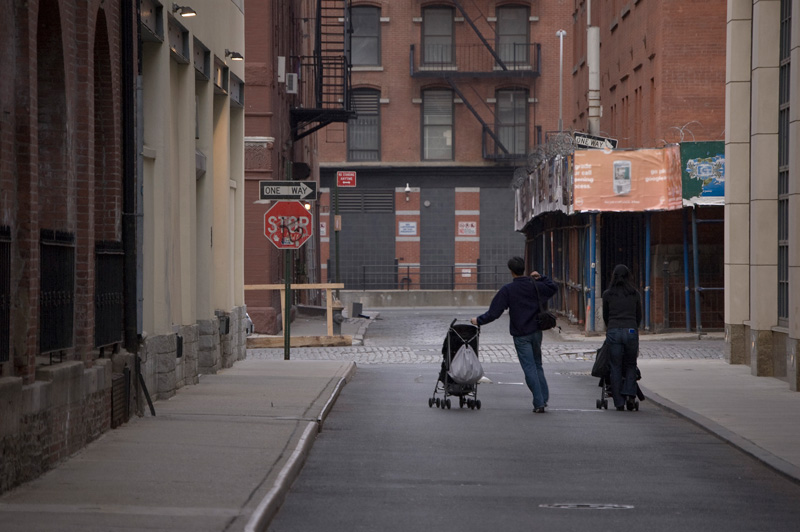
[607,264,638,296]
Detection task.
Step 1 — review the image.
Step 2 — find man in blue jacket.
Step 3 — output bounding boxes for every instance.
[471,256,558,413]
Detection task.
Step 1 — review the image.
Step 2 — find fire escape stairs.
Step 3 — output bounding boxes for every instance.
[448,0,511,157]
[291,0,354,141]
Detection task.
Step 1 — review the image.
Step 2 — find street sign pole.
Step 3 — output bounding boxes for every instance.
[334,181,340,285]
[284,248,291,360]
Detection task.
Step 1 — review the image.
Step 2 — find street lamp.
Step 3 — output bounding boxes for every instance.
[556,30,566,132]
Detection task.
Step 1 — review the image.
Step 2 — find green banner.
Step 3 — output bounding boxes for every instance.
[680,142,725,204]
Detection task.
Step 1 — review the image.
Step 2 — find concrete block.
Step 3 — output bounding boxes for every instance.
[0,377,23,438]
[21,381,51,417]
[750,328,774,376]
[788,337,800,391]
[157,350,176,374]
[725,323,748,364]
[35,362,84,409]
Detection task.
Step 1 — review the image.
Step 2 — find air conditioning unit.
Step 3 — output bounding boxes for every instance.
[285,73,298,94]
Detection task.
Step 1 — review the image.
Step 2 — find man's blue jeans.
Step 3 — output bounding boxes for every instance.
[513,331,548,409]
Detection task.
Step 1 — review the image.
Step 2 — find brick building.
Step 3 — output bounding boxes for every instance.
[316,0,572,293]
[1,0,247,493]
[513,0,727,333]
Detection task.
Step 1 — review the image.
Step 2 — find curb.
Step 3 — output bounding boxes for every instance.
[244,361,358,532]
[640,385,800,486]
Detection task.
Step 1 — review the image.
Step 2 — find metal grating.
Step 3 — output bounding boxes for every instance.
[95,241,124,348]
[39,230,75,354]
[0,226,10,363]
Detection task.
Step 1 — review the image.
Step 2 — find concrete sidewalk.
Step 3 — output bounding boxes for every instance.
[0,359,357,532]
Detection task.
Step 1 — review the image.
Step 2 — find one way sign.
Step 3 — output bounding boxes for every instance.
[259,181,318,201]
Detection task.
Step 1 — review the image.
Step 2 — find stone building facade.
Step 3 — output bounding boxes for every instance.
[725,0,800,390]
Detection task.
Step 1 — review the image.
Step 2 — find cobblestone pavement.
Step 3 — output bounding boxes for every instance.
[248,341,724,365]
[248,308,724,364]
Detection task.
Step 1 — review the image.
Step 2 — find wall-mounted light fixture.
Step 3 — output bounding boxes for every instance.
[404,183,411,202]
[225,49,244,61]
[172,3,197,17]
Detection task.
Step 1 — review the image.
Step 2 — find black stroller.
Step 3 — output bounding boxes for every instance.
[593,341,645,410]
[428,319,482,410]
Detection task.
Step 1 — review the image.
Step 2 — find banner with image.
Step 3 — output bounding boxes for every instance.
[680,141,725,206]
[572,145,683,212]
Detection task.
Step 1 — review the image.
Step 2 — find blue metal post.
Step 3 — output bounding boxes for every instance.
[691,208,702,333]
[682,208,692,331]
[644,213,651,331]
[589,213,597,332]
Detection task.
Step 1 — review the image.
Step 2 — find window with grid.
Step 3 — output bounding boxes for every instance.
[497,5,529,65]
[351,6,380,66]
[496,88,528,155]
[422,6,454,65]
[348,89,380,161]
[422,89,453,160]
[778,0,790,323]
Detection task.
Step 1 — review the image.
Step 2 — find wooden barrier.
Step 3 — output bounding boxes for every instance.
[244,283,345,336]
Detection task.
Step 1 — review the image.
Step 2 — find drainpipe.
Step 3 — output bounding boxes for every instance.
[589,213,597,332]
[587,1,601,135]
[644,213,651,330]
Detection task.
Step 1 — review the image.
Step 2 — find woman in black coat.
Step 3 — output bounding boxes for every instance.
[602,264,642,411]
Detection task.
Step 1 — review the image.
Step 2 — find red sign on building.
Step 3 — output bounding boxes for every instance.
[264,201,313,249]
[337,171,357,187]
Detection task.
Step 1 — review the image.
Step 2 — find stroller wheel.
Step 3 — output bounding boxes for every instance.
[476,400,482,410]
[428,397,433,408]
[596,399,602,410]
[435,398,441,408]
[446,399,451,409]
[459,396,465,408]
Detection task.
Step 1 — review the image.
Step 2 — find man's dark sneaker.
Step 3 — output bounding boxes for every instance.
[533,407,546,414]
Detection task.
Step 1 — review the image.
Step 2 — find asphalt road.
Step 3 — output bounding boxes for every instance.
[267,310,800,532]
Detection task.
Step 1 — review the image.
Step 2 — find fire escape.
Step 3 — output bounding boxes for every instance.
[291,0,354,141]
[410,0,540,160]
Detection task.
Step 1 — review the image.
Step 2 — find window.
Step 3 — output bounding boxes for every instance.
[496,6,529,65]
[423,6,454,65]
[351,6,380,66]
[422,89,453,160]
[348,89,380,161]
[778,0,791,323]
[496,89,528,155]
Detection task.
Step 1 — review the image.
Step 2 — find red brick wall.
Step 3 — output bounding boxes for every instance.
[2,0,126,380]
[571,0,726,147]
[320,0,574,163]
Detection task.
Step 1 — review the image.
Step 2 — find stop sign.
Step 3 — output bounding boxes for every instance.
[264,201,313,249]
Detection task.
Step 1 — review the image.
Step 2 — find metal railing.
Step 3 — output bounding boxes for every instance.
[331,262,510,291]
[40,231,75,355]
[95,241,125,348]
[0,227,9,363]
[410,42,540,78]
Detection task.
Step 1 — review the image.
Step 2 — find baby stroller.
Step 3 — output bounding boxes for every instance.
[592,341,645,410]
[428,319,483,410]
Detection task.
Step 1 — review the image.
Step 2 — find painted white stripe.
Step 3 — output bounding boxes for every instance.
[455,210,480,215]
[455,237,480,242]
[455,187,480,192]
[395,210,420,215]
[396,237,421,242]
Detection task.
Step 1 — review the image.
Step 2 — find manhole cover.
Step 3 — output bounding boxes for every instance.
[539,503,634,510]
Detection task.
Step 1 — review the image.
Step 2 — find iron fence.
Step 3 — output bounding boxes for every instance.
[0,226,10,363]
[332,262,509,291]
[40,230,75,354]
[95,241,124,348]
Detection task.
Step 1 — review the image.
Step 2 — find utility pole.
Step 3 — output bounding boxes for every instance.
[557,30,566,132]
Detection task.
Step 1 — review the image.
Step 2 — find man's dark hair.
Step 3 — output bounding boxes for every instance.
[507,256,525,276]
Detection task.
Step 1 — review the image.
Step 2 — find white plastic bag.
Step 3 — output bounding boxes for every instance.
[448,344,484,385]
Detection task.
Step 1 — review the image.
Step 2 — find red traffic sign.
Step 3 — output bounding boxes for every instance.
[337,171,356,187]
[264,201,313,249]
